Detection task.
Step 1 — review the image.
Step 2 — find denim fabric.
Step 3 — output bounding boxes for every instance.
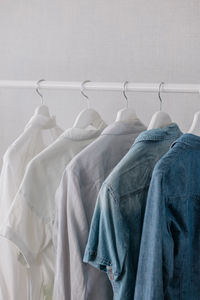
[83,123,182,300]
[134,133,200,300]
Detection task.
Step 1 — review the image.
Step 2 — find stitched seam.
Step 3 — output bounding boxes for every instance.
[134,133,181,144]
[120,185,150,200]
[85,250,112,266]
[85,250,120,276]
[106,182,150,201]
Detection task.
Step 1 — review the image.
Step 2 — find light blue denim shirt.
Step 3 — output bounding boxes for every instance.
[83,123,182,300]
[134,133,200,300]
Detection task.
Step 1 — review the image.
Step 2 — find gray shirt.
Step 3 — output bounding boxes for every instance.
[53,120,146,300]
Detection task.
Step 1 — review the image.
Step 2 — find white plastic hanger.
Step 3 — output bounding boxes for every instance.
[35,79,51,117]
[73,80,105,129]
[188,91,200,136]
[148,82,172,130]
[116,81,138,123]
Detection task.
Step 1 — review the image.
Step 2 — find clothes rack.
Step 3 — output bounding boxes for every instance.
[0,80,199,94]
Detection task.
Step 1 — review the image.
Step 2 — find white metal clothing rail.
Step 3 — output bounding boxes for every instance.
[0,80,199,94]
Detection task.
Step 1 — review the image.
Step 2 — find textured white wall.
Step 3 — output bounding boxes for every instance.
[0,0,200,166]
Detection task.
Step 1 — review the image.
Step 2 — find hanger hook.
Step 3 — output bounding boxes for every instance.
[122,81,129,108]
[36,79,45,105]
[158,82,164,111]
[81,80,91,108]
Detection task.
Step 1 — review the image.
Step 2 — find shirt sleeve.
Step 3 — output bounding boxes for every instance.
[0,151,25,225]
[0,178,52,268]
[83,183,128,281]
[134,170,174,300]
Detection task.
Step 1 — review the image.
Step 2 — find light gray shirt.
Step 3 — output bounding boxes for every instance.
[53,120,146,300]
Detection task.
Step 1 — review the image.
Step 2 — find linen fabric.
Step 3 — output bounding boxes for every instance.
[0,106,63,300]
[0,121,106,300]
[84,123,182,300]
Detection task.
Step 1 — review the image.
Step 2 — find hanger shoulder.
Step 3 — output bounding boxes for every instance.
[115,107,138,123]
[188,111,200,136]
[35,105,51,117]
[148,111,172,130]
[73,108,103,129]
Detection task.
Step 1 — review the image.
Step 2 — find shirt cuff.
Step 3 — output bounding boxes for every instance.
[0,225,35,268]
[83,248,120,281]
[84,248,111,271]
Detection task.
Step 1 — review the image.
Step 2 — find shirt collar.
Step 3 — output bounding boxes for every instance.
[63,121,107,141]
[171,133,200,149]
[101,119,146,136]
[25,107,57,130]
[134,123,182,145]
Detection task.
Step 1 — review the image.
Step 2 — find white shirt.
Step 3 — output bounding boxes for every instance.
[0,106,63,300]
[53,120,146,300]
[0,121,106,300]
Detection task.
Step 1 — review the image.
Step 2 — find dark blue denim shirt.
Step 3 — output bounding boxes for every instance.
[134,133,200,300]
[83,123,182,300]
